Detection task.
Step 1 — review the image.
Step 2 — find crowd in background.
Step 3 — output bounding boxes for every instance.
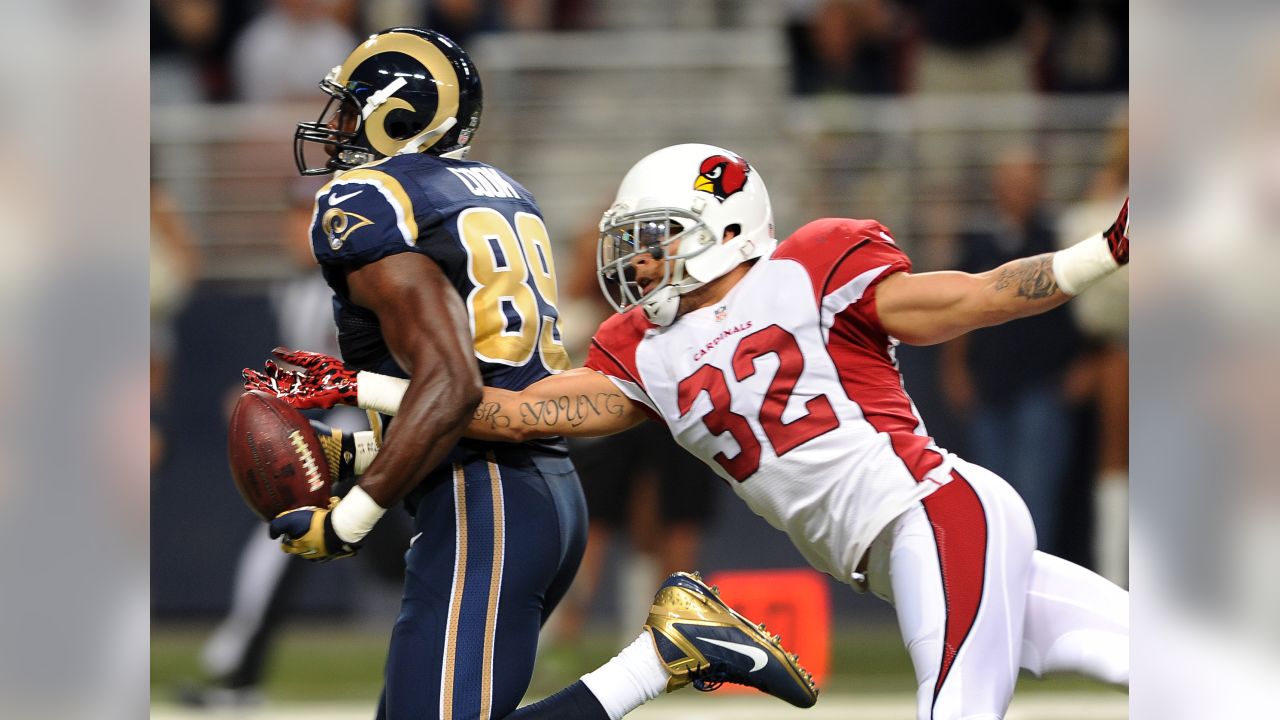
[151,0,1127,103]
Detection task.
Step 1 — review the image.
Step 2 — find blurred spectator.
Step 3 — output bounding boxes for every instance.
[1037,0,1127,93]
[1058,122,1128,584]
[420,0,596,37]
[786,0,904,95]
[939,146,1086,555]
[231,0,359,102]
[360,0,427,34]
[152,0,259,102]
[424,0,506,45]
[546,0,597,31]
[898,0,1040,94]
[151,0,219,103]
[891,0,1049,272]
[557,426,721,650]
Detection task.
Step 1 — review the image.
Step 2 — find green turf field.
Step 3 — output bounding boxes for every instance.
[152,621,1122,706]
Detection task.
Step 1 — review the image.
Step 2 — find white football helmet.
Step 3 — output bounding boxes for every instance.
[597,143,775,326]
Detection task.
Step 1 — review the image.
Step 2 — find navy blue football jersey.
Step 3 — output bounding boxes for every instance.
[308,154,572,394]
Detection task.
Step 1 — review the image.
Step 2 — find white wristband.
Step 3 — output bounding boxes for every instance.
[330,485,386,544]
[357,371,409,416]
[352,430,380,475]
[1051,233,1119,296]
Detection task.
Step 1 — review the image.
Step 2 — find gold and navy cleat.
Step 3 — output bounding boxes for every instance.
[644,571,819,708]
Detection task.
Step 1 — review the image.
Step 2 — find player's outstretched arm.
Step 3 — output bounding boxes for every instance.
[467,368,649,442]
[874,256,1069,345]
[246,352,648,440]
[876,199,1128,346]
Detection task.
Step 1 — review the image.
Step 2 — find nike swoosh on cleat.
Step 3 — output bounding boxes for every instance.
[696,637,768,672]
[328,189,363,205]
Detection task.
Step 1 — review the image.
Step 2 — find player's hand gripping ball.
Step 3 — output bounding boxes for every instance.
[227,390,331,520]
[269,497,360,561]
[242,347,359,410]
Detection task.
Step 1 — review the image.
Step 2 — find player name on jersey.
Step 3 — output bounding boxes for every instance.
[448,166,520,199]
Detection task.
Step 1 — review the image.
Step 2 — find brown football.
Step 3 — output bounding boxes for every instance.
[227,391,330,521]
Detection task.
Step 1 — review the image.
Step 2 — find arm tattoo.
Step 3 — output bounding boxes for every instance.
[473,402,512,429]
[519,393,627,429]
[993,254,1059,300]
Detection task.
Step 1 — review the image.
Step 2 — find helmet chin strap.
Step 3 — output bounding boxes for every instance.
[641,259,703,326]
[398,117,458,155]
[642,285,681,326]
[437,145,471,160]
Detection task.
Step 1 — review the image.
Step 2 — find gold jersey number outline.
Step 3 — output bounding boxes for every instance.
[458,207,571,372]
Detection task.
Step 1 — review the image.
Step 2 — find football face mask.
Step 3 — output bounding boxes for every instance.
[294,74,374,175]
[596,209,714,316]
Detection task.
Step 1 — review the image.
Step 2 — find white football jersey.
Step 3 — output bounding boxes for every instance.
[586,218,955,584]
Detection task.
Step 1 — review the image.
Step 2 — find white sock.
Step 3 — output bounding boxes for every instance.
[580,632,669,720]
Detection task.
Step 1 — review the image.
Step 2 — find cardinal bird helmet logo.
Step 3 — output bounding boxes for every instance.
[694,154,750,202]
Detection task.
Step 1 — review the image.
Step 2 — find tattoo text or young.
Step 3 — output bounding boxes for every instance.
[994,254,1059,300]
[519,393,627,429]
[473,402,511,429]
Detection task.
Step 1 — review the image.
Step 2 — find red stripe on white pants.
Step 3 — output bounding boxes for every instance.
[920,472,988,709]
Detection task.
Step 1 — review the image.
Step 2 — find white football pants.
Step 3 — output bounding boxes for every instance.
[866,458,1129,720]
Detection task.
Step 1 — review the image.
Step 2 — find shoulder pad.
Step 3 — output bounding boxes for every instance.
[772,218,910,303]
[311,168,422,266]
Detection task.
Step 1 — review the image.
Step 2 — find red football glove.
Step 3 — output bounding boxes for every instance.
[242,348,359,410]
[1105,198,1129,265]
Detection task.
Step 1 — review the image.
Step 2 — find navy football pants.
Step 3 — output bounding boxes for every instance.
[375,448,588,720]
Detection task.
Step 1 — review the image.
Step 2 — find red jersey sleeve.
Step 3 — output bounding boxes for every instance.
[772,218,910,340]
[584,308,661,416]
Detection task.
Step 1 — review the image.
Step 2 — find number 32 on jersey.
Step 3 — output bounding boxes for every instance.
[457,207,571,372]
[678,325,839,482]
